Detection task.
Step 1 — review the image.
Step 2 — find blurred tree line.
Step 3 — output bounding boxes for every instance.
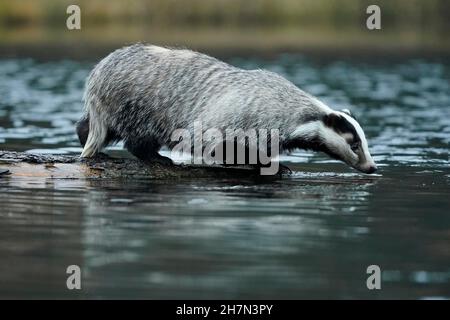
[0,0,448,33]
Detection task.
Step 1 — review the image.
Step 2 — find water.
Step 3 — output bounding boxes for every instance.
[0,54,449,299]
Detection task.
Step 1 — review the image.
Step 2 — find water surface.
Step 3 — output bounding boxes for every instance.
[0,54,449,299]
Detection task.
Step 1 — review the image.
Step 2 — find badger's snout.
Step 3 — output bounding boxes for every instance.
[355,162,378,174]
[363,164,378,174]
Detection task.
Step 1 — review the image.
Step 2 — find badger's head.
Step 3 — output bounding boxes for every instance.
[289,109,377,174]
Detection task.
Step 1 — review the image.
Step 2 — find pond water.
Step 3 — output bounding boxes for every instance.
[0,53,449,299]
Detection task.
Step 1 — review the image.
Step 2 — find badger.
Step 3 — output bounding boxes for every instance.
[77,44,377,174]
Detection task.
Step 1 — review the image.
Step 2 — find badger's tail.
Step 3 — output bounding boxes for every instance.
[78,97,108,158]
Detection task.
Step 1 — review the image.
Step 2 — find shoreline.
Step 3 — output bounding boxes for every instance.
[1,26,450,60]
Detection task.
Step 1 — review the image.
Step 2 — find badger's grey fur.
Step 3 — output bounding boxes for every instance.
[77,44,377,174]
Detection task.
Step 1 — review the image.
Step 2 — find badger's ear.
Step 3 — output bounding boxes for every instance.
[341,108,353,117]
[323,113,342,128]
[341,108,358,121]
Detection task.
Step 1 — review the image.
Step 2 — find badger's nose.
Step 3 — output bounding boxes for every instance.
[365,165,378,174]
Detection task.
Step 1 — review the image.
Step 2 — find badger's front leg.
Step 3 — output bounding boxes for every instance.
[124,138,174,166]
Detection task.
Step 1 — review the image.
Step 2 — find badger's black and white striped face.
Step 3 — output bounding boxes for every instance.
[319,110,377,174]
[289,109,377,174]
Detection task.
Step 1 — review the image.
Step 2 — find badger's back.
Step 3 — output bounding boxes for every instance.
[85,44,230,136]
[80,44,326,158]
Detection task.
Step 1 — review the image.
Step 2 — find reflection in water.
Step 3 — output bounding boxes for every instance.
[1,168,380,298]
[0,55,449,298]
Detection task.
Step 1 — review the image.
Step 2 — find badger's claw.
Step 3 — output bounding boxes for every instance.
[278,163,292,175]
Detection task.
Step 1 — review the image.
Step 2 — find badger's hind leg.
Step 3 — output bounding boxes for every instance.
[80,111,109,158]
[125,138,173,165]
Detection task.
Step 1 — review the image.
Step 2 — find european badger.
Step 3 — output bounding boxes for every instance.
[77,44,377,174]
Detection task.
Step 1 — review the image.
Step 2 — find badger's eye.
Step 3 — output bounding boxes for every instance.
[350,142,360,152]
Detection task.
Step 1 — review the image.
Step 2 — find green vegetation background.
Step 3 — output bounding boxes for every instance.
[0,0,449,54]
